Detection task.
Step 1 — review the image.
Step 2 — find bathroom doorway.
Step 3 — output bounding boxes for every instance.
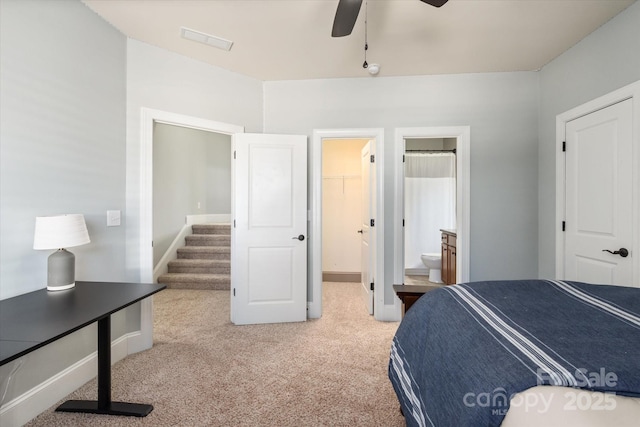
[403,138,457,287]
[393,126,470,296]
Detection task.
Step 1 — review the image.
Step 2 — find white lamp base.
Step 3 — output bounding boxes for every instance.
[47,282,75,291]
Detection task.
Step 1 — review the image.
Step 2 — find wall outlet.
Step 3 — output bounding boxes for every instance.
[107,210,121,227]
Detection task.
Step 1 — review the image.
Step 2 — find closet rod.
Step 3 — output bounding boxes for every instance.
[405,148,456,154]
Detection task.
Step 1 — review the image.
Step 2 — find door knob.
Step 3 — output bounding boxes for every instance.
[357,230,363,234]
[602,248,629,258]
[292,234,305,241]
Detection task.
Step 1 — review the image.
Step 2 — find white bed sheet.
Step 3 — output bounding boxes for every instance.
[501,386,640,427]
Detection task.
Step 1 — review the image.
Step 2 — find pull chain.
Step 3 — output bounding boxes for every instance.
[363,1,368,69]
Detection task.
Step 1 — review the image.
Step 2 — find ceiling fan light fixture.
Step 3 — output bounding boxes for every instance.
[181,27,233,51]
[368,63,380,75]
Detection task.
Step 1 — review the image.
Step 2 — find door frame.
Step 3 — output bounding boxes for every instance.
[310,129,385,320]
[136,108,243,351]
[393,127,471,296]
[555,80,640,285]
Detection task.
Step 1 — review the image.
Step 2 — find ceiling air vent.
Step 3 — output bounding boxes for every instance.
[180,27,233,51]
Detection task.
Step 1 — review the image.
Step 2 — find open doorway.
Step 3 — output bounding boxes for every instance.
[321,138,370,312]
[134,108,243,350]
[138,109,243,283]
[310,128,385,320]
[393,127,470,297]
[152,123,232,285]
[403,137,457,288]
[321,138,368,284]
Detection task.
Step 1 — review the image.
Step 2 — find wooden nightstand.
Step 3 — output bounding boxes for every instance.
[393,284,442,316]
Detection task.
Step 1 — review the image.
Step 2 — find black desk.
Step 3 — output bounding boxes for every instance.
[0,281,165,417]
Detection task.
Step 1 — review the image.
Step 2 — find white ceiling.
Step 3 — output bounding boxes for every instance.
[82,0,636,81]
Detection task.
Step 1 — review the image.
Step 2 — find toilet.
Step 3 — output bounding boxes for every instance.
[420,253,443,283]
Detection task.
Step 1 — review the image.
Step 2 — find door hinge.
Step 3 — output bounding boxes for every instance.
[233,219,236,228]
[233,288,236,296]
[402,219,405,227]
[370,219,375,227]
[234,150,237,159]
[370,282,374,291]
[403,154,405,163]
[370,154,375,163]
[562,221,566,232]
[562,141,566,152]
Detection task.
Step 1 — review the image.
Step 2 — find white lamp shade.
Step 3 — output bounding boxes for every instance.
[33,214,90,250]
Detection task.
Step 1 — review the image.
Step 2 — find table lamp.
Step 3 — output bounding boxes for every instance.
[33,214,90,291]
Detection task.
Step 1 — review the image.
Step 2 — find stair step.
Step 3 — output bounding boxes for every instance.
[192,223,231,235]
[185,234,230,246]
[157,223,232,290]
[177,246,230,260]
[168,259,230,274]
[157,273,230,290]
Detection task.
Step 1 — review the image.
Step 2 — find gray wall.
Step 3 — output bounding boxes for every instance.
[0,0,128,405]
[153,123,231,264]
[537,1,640,278]
[0,1,263,417]
[264,72,540,303]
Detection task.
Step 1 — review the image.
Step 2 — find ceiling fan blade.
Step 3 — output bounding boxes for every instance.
[331,0,363,37]
[420,0,449,7]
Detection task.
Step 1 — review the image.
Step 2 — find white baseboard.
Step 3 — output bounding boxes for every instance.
[377,300,403,322]
[0,333,135,427]
[405,268,429,276]
[186,214,230,226]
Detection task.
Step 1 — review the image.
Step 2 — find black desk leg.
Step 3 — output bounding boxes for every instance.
[56,316,153,417]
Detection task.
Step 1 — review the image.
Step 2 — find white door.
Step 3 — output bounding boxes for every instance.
[564,99,633,286]
[360,141,375,314]
[231,133,307,325]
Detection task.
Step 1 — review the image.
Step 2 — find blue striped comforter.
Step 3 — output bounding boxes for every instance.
[388,280,640,426]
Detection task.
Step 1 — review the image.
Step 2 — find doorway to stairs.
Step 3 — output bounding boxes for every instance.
[138,108,243,285]
[152,122,232,290]
[134,108,242,350]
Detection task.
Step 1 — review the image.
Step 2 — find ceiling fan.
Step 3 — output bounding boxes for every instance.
[332,0,449,37]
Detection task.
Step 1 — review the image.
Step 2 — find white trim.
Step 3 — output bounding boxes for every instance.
[185,213,231,226]
[136,108,243,351]
[555,80,640,285]
[310,129,385,320]
[405,268,429,276]
[152,223,191,283]
[393,126,471,300]
[0,334,132,427]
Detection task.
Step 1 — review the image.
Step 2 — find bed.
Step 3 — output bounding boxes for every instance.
[388,279,640,426]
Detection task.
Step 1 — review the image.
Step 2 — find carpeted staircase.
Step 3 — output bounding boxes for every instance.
[157,223,231,290]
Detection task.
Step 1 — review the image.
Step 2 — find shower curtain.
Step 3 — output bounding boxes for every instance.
[404,152,456,270]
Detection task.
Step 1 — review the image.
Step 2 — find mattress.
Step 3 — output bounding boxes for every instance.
[502,386,640,427]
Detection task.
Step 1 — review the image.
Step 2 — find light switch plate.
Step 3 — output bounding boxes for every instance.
[107,210,121,227]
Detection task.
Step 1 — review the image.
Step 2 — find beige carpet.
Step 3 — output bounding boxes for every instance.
[26,282,405,426]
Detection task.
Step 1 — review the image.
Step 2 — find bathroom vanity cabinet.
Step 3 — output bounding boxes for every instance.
[441,230,457,285]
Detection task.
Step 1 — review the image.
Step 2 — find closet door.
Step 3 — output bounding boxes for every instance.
[564,99,633,286]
